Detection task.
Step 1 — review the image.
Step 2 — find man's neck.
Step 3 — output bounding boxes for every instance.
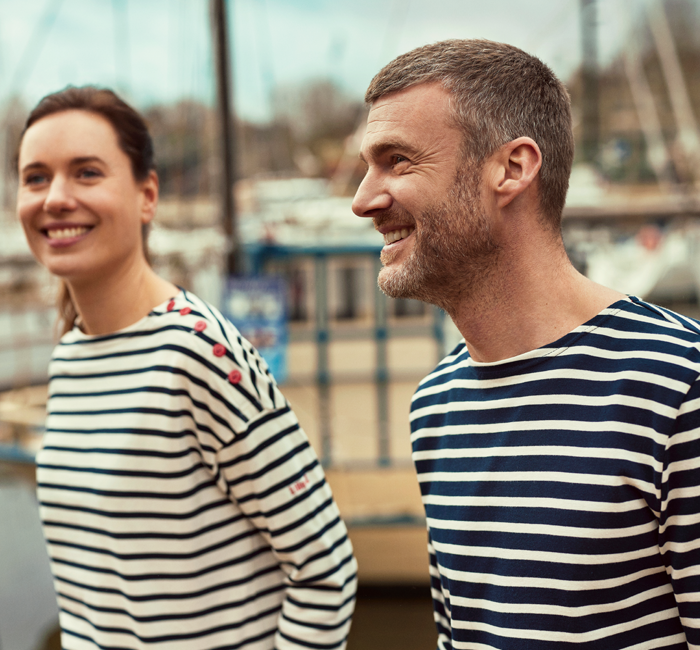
[446,238,625,363]
[68,260,178,336]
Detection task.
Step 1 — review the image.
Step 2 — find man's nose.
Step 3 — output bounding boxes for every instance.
[352,168,392,218]
[44,177,77,214]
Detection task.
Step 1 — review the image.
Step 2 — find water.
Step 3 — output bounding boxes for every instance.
[0,474,58,650]
[0,469,436,650]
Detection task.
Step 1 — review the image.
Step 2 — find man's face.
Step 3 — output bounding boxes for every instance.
[352,83,499,308]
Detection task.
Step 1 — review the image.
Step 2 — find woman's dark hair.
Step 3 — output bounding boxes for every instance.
[22,85,155,180]
[19,86,157,335]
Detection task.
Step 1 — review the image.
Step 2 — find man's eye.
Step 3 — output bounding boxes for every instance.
[392,155,408,165]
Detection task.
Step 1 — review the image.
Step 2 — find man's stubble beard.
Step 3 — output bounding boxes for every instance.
[377,167,500,313]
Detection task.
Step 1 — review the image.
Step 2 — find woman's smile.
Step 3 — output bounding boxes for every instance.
[17,109,155,284]
[43,223,93,246]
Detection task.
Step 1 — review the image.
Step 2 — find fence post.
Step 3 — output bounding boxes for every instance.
[314,254,332,466]
[374,256,390,466]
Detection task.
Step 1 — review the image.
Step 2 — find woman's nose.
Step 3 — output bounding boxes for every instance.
[43,177,77,213]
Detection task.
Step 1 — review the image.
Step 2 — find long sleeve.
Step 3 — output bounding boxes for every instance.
[37,290,356,650]
[215,404,357,649]
[661,376,700,649]
[167,292,358,649]
[426,531,452,650]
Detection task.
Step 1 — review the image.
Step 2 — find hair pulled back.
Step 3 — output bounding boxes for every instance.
[19,86,157,335]
[23,85,155,180]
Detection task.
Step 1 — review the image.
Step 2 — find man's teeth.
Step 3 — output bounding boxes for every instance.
[384,228,414,245]
[47,227,89,240]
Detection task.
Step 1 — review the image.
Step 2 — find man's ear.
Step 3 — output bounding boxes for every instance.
[139,170,159,225]
[490,137,542,209]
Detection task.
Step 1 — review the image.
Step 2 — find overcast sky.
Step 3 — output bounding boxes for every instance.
[0,0,646,123]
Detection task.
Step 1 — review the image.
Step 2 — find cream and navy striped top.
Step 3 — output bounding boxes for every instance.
[411,297,700,649]
[36,289,357,650]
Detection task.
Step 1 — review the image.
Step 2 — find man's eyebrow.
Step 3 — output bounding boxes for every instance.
[359,140,420,163]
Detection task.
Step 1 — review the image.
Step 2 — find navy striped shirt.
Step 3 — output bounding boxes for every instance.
[411,297,700,649]
[36,290,357,650]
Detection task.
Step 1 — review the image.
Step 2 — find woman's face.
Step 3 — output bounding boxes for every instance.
[16,109,157,286]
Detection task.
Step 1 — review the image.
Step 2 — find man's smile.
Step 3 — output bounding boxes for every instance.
[383,227,415,245]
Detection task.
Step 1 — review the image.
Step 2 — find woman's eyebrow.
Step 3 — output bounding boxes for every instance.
[20,161,48,174]
[71,156,106,166]
[20,156,107,174]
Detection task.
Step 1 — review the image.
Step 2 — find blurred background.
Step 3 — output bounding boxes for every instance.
[2,0,700,648]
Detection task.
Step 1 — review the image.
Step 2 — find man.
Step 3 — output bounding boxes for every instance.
[352,39,700,649]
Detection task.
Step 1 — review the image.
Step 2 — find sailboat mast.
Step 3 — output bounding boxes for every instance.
[212,0,240,275]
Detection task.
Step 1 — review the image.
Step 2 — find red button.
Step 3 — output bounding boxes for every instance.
[228,369,242,384]
[166,300,175,312]
[194,320,207,332]
[212,343,226,357]
[180,307,192,316]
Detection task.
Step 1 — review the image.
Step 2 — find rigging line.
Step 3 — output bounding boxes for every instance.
[258,0,277,105]
[329,0,409,196]
[379,0,411,67]
[522,0,576,62]
[183,0,208,103]
[177,0,191,201]
[256,0,281,165]
[112,0,132,98]
[174,0,198,101]
[188,1,209,101]
[332,0,411,193]
[182,0,192,97]
[2,0,64,104]
[174,0,190,103]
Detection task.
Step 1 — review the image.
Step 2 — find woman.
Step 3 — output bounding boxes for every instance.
[17,86,356,650]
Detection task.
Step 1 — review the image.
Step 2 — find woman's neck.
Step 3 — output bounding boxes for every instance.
[67,261,178,335]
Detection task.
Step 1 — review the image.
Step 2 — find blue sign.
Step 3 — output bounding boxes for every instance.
[223,276,289,383]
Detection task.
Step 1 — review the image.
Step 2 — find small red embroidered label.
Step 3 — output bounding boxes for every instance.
[289,474,310,495]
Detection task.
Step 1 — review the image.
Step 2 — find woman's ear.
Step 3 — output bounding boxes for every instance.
[491,137,542,209]
[139,170,159,225]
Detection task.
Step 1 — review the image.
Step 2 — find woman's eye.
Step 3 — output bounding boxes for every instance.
[24,173,48,186]
[78,168,102,180]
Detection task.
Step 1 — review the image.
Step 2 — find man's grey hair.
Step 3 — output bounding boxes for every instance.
[365,39,574,229]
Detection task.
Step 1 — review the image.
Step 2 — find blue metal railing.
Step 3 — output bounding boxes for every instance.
[1,243,445,470]
[247,242,444,468]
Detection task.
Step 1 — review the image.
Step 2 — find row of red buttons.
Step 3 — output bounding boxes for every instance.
[167,300,242,384]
